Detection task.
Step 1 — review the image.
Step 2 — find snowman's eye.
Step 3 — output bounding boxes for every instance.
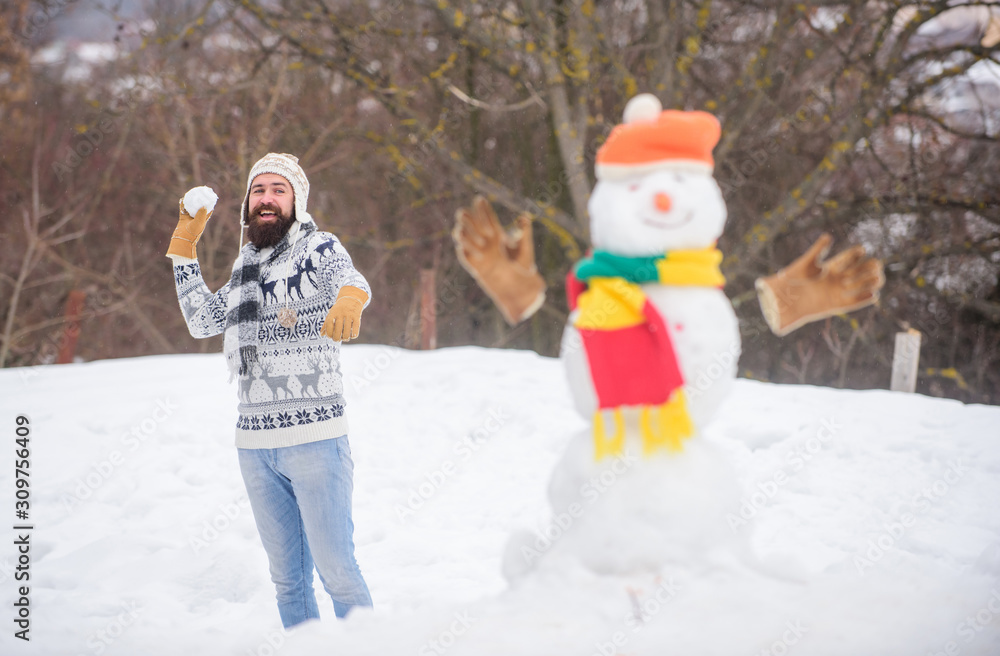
[674,173,683,183]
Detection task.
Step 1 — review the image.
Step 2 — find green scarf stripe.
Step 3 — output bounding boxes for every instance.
[574,250,663,284]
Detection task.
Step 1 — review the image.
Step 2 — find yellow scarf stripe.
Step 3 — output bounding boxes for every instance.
[654,247,725,287]
[575,278,646,330]
[593,408,626,460]
[639,389,695,455]
[592,391,696,460]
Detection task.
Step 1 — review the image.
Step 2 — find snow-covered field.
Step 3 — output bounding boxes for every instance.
[1,345,998,655]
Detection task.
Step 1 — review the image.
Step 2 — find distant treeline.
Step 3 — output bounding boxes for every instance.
[1,0,998,403]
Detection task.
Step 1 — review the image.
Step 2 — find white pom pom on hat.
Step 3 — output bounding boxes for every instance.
[240,152,314,226]
[622,93,663,124]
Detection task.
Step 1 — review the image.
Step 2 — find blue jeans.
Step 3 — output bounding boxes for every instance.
[238,437,372,628]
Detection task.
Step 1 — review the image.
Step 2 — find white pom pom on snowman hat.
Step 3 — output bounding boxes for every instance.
[622,93,663,124]
[182,186,219,215]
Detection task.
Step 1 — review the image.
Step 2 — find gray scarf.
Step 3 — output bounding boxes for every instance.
[223,222,316,378]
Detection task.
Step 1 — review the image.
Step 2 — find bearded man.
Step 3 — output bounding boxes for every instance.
[166,153,373,628]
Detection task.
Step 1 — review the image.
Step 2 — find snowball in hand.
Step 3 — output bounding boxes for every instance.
[182,186,218,216]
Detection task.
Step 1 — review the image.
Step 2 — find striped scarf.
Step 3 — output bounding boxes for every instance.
[223,222,315,378]
[568,247,724,460]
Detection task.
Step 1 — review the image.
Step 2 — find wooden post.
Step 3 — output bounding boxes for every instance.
[420,268,437,350]
[57,289,87,364]
[890,329,922,393]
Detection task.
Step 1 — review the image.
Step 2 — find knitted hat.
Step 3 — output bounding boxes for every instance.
[240,153,313,226]
[595,94,721,181]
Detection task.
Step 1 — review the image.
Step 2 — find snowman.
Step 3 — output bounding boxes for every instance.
[453,93,884,574]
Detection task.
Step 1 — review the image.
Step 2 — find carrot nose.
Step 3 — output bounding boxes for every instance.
[654,192,672,213]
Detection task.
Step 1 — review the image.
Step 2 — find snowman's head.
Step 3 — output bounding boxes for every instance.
[590,95,726,256]
[589,169,727,256]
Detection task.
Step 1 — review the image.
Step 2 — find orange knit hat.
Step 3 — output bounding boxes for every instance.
[595,94,721,180]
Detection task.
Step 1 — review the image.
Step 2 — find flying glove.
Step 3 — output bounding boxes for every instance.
[756,233,885,336]
[452,196,546,325]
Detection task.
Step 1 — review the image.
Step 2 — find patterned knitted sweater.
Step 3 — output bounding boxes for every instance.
[172,222,371,449]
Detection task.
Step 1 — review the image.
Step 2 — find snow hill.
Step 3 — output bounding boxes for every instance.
[1,346,998,656]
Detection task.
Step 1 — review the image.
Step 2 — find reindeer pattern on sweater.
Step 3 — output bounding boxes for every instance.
[172,225,370,449]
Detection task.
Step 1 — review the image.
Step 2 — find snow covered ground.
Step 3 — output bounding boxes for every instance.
[1,345,998,655]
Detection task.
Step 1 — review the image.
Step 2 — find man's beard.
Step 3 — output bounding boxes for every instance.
[247,202,295,249]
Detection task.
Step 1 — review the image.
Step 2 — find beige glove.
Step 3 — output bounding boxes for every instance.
[166,199,212,260]
[756,233,885,336]
[452,196,546,325]
[321,286,368,342]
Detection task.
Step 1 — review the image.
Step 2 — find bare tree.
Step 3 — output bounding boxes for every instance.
[2,0,997,402]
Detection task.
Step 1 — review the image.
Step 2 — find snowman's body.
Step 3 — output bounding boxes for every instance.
[561,166,740,434]
[563,285,739,430]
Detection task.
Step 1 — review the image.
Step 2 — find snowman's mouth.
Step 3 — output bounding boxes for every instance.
[641,211,693,229]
